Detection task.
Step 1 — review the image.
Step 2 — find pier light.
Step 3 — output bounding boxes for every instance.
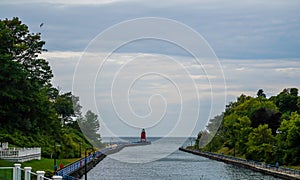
[53,143,61,173]
[84,147,94,180]
[79,142,82,158]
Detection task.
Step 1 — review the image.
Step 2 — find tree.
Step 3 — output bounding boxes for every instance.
[246,124,275,162]
[227,97,280,134]
[54,92,75,125]
[225,94,252,115]
[0,57,32,130]
[235,116,252,154]
[194,131,202,149]
[223,113,252,156]
[257,89,266,98]
[78,110,102,148]
[250,106,281,135]
[298,97,300,113]
[0,17,101,159]
[0,17,57,134]
[276,112,300,165]
[199,88,300,165]
[275,88,299,115]
[290,88,298,97]
[0,17,52,86]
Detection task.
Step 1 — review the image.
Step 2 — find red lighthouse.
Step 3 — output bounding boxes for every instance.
[141,129,146,142]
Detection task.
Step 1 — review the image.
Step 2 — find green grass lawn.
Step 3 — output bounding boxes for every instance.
[0,157,80,177]
[21,158,79,172]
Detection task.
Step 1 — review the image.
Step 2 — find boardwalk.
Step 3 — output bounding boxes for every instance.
[179,147,300,180]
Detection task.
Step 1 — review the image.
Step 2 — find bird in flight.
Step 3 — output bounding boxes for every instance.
[40,23,44,27]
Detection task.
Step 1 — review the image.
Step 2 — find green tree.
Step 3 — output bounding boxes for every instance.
[246,124,275,162]
[0,17,96,159]
[78,110,102,148]
[275,88,299,116]
[225,94,252,116]
[194,131,202,149]
[223,114,252,156]
[298,97,300,113]
[198,88,300,165]
[235,116,252,154]
[0,17,58,134]
[257,89,266,98]
[232,97,280,134]
[0,17,52,86]
[276,112,300,165]
[54,92,75,125]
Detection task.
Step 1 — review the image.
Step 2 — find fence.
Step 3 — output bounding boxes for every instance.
[0,164,62,180]
[198,150,300,177]
[181,148,300,179]
[0,147,41,162]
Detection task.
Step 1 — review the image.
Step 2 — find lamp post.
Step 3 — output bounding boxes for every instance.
[275,129,283,163]
[84,147,94,180]
[79,142,82,158]
[53,143,61,172]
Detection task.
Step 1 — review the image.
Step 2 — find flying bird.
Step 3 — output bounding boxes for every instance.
[40,23,44,28]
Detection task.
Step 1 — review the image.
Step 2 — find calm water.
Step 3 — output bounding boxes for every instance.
[87,137,281,180]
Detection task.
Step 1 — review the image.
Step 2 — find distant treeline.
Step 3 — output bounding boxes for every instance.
[0,17,102,158]
[196,88,300,165]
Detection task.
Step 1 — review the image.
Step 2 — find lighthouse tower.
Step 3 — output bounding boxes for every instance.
[140,129,146,142]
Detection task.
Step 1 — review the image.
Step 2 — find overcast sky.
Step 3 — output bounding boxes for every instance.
[1,0,299,138]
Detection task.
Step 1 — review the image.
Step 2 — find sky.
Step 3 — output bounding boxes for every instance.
[1,0,300,138]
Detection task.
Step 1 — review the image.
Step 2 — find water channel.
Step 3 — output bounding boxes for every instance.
[87,137,281,180]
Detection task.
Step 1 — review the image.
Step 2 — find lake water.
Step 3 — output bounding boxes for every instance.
[87,137,281,180]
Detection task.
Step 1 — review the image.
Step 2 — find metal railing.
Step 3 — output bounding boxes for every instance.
[55,146,118,177]
[184,148,300,178]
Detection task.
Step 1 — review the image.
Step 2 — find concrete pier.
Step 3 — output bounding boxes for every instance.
[179,147,300,180]
[56,141,151,179]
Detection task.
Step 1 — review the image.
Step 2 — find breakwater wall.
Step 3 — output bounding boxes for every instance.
[57,142,151,179]
[179,147,300,180]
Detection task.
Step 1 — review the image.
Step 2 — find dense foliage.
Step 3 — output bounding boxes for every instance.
[196,88,300,165]
[0,17,102,158]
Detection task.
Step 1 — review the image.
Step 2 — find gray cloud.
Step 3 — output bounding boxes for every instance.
[2,0,300,137]
[43,51,300,136]
[1,0,300,58]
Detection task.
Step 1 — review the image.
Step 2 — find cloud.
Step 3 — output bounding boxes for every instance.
[0,0,131,5]
[44,50,300,102]
[44,51,299,136]
[275,67,300,72]
[3,0,299,137]
[1,0,300,58]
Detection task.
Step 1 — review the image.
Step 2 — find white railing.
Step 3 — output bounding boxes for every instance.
[0,164,62,180]
[0,147,41,162]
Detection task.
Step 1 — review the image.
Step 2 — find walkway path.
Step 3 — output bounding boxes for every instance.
[179,147,300,180]
[56,141,151,179]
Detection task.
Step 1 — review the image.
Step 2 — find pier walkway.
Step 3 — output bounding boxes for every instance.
[56,141,151,179]
[179,147,300,180]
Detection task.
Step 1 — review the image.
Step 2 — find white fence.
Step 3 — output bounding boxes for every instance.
[0,142,41,162]
[0,164,62,180]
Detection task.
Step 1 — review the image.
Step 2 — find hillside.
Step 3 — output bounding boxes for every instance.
[197,88,300,166]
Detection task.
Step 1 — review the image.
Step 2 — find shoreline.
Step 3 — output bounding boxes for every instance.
[179,147,300,180]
